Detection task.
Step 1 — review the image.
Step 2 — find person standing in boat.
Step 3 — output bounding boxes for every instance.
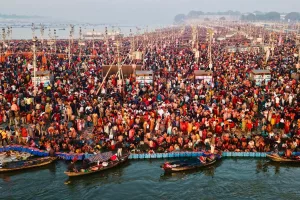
[116,135,124,158]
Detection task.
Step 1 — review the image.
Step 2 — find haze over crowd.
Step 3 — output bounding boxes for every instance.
[1,0,299,25]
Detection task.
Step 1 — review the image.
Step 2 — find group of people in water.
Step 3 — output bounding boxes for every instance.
[0,23,299,159]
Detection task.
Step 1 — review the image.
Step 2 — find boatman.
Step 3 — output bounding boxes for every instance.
[116,141,123,158]
[199,156,207,164]
[116,135,124,158]
[285,145,292,159]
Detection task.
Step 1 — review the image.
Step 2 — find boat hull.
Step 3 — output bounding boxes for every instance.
[0,157,57,172]
[64,154,129,177]
[266,154,300,163]
[163,159,217,173]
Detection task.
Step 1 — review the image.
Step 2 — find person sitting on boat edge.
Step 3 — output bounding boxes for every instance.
[49,147,55,157]
[67,161,78,172]
[199,156,207,164]
[67,157,78,172]
[284,146,292,159]
[82,158,90,170]
[110,154,118,161]
[5,150,12,158]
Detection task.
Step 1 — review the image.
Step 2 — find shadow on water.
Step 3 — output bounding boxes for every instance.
[160,160,222,181]
[0,161,57,180]
[256,159,300,175]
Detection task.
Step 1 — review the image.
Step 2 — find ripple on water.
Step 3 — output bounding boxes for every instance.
[1,159,300,200]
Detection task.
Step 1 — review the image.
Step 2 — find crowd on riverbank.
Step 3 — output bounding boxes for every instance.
[0,24,299,156]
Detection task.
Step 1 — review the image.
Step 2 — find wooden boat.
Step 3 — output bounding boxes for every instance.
[266,154,300,163]
[162,159,217,173]
[162,154,221,173]
[64,154,129,177]
[0,157,57,172]
[0,151,32,163]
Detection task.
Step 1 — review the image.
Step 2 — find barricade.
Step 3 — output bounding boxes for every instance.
[1,145,298,160]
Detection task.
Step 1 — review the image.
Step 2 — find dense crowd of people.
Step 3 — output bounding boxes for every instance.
[0,23,299,156]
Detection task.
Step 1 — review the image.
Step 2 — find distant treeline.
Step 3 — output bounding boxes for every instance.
[174,10,241,23]
[241,12,300,22]
[174,10,300,23]
[0,14,44,19]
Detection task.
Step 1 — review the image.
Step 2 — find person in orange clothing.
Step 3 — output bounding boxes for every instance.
[0,128,9,146]
[21,126,28,144]
[187,121,193,134]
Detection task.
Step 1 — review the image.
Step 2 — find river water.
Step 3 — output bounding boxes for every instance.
[1,158,300,200]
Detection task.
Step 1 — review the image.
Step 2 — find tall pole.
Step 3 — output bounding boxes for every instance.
[92,28,95,53]
[105,27,108,53]
[48,28,52,53]
[207,29,214,70]
[6,27,10,49]
[298,42,300,65]
[40,24,45,46]
[70,25,74,45]
[33,36,37,89]
[0,43,2,63]
[10,27,12,41]
[297,35,300,65]
[1,28,5,62]
[2,28,6,50]
[79,27,82,59]
[116,40,122,93]
[54,29,57,53]
[270,32,275,57]
[130,29,135,53]
[32,23,35,38]
[69,30,71,68]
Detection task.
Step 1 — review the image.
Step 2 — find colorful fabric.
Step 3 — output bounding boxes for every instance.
[88,151,113,163]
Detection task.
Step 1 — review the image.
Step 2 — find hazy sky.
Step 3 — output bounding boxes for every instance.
[1,0,299,25]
